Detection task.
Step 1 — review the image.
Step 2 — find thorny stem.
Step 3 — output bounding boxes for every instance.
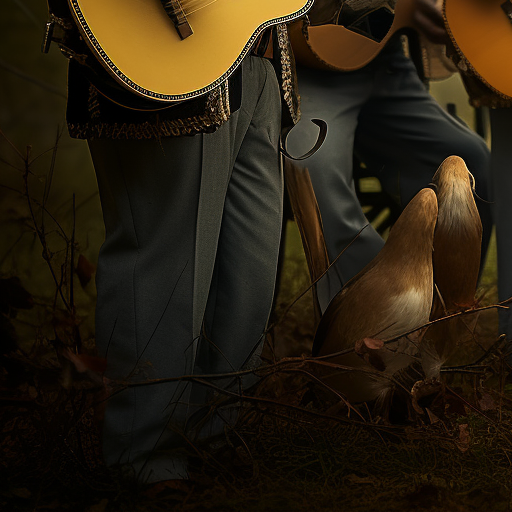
[302,300,512,364]
[3,130,84,351]
[275,367,366,420]
[0,128,25,160]
[111,373,404,435]
[14,134,84,355]
[440,336,508,373]
[0,183,71,242]
[106,302,512,420]
[70,193,81,353]
[0,156,24,172]
[114,355,412,405]
[22,145,70,312]
[109,300,512,393]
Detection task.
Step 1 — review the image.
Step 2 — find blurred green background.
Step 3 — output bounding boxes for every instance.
[1,0,102,347]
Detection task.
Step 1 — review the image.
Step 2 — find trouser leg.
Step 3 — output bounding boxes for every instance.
[490,107,512,349]
[197,56,283,394]
[286,66,385,310]
[89,56,284,479]
[89,134,203,481]
[355,49,492,266]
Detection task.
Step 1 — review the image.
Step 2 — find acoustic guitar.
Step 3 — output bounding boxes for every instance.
[289,0,418,71]
[62,0,313,103]
[444,0,512,99]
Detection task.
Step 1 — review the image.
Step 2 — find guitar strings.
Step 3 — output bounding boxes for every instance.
[180,0,218,16]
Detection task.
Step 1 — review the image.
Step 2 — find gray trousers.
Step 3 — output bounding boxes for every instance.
[490,108,512,347]
[286,45,492,311]
[88,56,283,482]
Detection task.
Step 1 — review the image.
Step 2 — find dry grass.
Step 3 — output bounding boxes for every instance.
[2,341,512,511]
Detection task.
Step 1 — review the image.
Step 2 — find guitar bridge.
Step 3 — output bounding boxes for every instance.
[161,0,193,39]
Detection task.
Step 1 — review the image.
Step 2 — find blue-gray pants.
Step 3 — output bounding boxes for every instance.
[490,107,512,350]
[286,45,492,311]
[88,57,283,482]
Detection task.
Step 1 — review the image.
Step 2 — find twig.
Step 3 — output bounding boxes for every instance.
[0,128,25,160]
[0,156,24,172]
[42,128,61,208]
[10,0,41,28]
[266,224,370,333]
[125,374,402,434]
[20,141,71,312]
[276,366,366,421]
[126,260,189,380]
[70,193,81,352]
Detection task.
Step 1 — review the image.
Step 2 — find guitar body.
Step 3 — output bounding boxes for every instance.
[67,0,313,102]
[444,0,512,99]
[289,0,416,71]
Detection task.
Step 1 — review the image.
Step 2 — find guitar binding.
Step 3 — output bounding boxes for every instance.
[67,0,314,103]
[443,0,512,104]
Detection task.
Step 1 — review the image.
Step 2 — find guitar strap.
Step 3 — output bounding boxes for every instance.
[280,119,328,161]
[274,23,327,160]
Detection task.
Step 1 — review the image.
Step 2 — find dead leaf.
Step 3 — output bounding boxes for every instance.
[358,338,385,351]
[52,311,79,344]
[478,392,497,411]
[354,338,386,371]
[61,348,107,388]
[86,499,109,512]
[11,488,32,499]
[75,254,96,288]
[63,348,107,375]
[456,423,470,452]
[28,386,38,399]
[346,474,375,484]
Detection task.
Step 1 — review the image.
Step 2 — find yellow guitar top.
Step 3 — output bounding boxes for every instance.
[68,0,313,102]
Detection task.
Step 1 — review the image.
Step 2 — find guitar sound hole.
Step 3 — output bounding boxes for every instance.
[308,0,343,25]
[343,7,394,43]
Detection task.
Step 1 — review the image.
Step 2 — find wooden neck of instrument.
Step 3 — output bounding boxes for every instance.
[161,0,193,39]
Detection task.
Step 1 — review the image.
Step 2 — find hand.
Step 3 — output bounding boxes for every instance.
[412,0,450,45]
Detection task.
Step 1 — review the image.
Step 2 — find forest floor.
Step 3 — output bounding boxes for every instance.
[1,230,512,512]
